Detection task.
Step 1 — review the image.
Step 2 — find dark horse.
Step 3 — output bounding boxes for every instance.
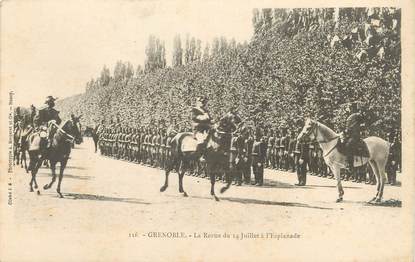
[160,118,236,201]
[27,117,83,197]
[14,121,33,172]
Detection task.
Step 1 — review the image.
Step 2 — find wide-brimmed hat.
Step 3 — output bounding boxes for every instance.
[45,96,58,104]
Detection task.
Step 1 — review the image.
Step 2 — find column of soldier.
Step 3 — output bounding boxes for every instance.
[97,124,401,187]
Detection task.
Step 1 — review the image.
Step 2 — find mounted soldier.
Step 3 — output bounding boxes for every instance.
[191,96,213,152]
[341,101,369,171]
[35,96,62,152]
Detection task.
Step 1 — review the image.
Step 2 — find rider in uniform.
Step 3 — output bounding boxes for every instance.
[191,96,212,152]
[343,102,365,171]
[36,96,62,152]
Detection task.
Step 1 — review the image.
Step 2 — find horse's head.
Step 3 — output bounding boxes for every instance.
[297,118,316,142]
[62,116,83,144]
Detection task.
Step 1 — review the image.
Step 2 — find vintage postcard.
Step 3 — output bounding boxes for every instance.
[1,0,414,261]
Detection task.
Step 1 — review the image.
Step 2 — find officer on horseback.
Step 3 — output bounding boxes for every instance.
[37,96,62,126]
[191,96,212,151]
[343,101,365,171]
[36,96,62,151]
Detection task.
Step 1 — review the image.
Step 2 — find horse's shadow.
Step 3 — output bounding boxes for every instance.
[62,192,151,205]
[190,195,332,210]
[64,166,87,171]
[36,171,91,180]
[305,184,361,189]
[260,179,303,189]
[220,197,333,210]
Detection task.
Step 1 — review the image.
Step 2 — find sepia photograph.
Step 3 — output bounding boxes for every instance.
[1,1,414,261]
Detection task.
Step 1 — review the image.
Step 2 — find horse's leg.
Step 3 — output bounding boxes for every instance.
[209,164,219,201]
[369,160,385,203]
[376,160,387,202]
[30,156,41,194]
[178,160,188,197]
[44,161,57,190]
[56,159,67,198]
[22,150,28,172]
[160,158,172,192]
[333,165,344,202]
[220,163,233,194]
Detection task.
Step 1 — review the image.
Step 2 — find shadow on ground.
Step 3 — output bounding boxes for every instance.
[63,193,151,205]
[364,199,402,208]
[305,184,361,189]
[189,195,333,210]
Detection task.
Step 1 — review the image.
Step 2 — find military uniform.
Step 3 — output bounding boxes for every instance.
[252,129,266,186]
[274,134,281,170]
[288,131,297,172]
[386,132,400,185]
[295,134,309,186]
[243,132,254,184]
[266,132,275,169]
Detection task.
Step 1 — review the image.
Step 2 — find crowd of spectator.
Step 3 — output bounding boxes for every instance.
[55,7,401,153]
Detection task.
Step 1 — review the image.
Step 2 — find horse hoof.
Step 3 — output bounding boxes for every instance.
[375,198,381,203]
[368,197,377,203]
[30,188,34,192]
[58,193,64,198]
[214,195,220,201]
[160,186,167,192]
[43,184,49,190]
[183,192,188,197]
[37,190,40,195]
[34,184,38,189]
[220,187,228,194]
[336,198,343,203]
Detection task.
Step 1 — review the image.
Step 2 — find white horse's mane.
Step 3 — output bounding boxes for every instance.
[312,119,339,139]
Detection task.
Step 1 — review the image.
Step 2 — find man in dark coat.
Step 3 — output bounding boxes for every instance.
[252,127,267,186]
[191,96,212,152]
[343,102,365,171]
[36,96,62,151]
[37,96,61,126]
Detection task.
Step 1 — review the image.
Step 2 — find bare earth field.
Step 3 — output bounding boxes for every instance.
[2,138,408,262]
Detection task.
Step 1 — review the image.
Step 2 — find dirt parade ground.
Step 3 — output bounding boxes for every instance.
[2,138,410,262]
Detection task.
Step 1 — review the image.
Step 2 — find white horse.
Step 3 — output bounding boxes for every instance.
[297,118,390,203]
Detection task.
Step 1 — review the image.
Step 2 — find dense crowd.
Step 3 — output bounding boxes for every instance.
[55,8,401,141]
[93,121,401,187]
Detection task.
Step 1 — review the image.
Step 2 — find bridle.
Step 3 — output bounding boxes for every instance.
[51,121,76,143]
[303,120,339,157]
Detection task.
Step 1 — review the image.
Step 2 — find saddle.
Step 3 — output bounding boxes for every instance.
[337,138,370,158]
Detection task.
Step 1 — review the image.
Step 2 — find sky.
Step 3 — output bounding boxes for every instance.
[1,0,254,107]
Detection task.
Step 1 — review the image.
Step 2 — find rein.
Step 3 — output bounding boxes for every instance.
[51,121,75,143]
[310,122,339,158]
